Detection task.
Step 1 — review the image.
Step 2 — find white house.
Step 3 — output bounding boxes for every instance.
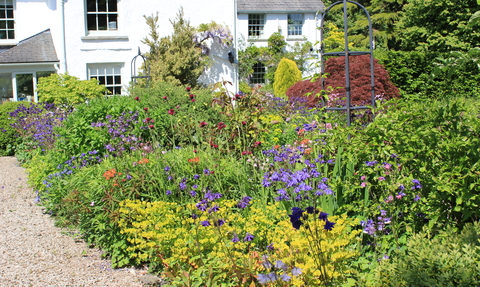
[237,0,325,84]
[0,0,324,104]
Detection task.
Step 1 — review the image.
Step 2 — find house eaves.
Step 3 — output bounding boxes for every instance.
[237,0,325,14]
[0,29,59,64]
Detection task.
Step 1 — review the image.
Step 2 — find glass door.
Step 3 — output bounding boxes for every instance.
[15,73,34,102]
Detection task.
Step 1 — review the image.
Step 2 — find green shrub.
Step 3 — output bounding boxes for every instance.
[367,222,480,287]
[273,58,302,97]
[0,101,23,155]
[37,73,108,104]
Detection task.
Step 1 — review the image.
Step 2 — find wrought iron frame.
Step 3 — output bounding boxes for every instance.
[131,47,151,88]
[319,0,375,126]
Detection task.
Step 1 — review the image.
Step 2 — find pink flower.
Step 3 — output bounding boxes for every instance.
[186,87,191,91]
[378,176,385,181]
[134,96,140,101]
[242,121,247,125]
[361,182,367,188]
[149,125,154,129]
[217,122,226,129]
[143,107,148,111]
[361,175,367,181]
[90,201,95,206]
[199,121,208,127]
[168,109,175,115]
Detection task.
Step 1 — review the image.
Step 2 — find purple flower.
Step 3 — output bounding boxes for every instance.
[324,220,336,231]
[232,233,239,242]
[208,205,220,213]
[164,166,170,172]
[291,267,302,276]
[237,196,252,209]
[244,232,254,242]
[318,212,329,221]
[215,219,225,226]
[201,220,210,227]
[414,194,421,201]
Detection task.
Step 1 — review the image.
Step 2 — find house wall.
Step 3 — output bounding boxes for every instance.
[59,0,236,93]
[237,12,319,48]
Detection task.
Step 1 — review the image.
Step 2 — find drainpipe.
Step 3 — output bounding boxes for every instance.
[60,0,67,73]
[233,0,238,94]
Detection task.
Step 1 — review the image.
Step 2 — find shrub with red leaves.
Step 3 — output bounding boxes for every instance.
[287,55,400,107]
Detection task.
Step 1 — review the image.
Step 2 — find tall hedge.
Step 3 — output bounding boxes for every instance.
[273,58,302,97]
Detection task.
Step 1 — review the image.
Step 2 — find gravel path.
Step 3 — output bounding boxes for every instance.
[0,156,152,287]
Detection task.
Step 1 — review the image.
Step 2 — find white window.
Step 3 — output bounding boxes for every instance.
[250,62,265,84]
[0,0,14,40]
[86,0,118,32]
[288,14,303,36]
[88,64,122,95]
[248,14,265,38]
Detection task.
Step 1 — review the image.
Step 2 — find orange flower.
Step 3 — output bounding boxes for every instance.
[188,156,200,163]
[138,158,149,165]
[274,145,281,149]
[103,169,116,180]
[300,139,312,145]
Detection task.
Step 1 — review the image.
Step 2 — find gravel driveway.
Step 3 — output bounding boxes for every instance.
[0,156,149,287]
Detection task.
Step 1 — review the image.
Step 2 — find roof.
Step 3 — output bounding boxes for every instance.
[0,29,59,64]
[237,0,325,13]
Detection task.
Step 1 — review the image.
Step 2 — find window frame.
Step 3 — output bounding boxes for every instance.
[248,14,265,38]
[85,0,119,35]
[87,63,123,95]
[287,14,303,37]
[250,62,266,85]
[0,0,15,41]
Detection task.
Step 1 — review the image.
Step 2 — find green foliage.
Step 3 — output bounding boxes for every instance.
[267,32,287,53]
[377,50,480,98]
[142,8,209,87]
[367,223,480,286]
[273,58,302,97]
[396,0,480,52]
[0,101,23,155]
[37,73,108,104]
[238,34,312,88]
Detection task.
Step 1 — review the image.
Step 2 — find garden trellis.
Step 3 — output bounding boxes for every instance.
[319,0,375,126]
[131,47,151,88]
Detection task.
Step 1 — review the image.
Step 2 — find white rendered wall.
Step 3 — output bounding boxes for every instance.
[60,0,236,93]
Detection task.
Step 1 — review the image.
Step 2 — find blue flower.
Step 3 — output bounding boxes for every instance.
[324,220,336,231]
[201,220,210,227]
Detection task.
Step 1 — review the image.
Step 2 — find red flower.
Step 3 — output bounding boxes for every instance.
[210,170,215,174]
[186,87,191,91]
[241,150,252,155]
[168,109,175,115]
[191,99,196,102]
[217,122,226,130]
[162,96,168,100]
[210,141,218,148]
[134,96,140,101]
[144,107,149,111]
[189,94,195,99]
[149,125,154,129]
[254,141,262,147]
[235,93,242,100]
[199,121,208,127]
[242,121,247,125]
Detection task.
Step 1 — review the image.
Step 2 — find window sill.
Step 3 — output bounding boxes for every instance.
[0,40,17,46]
[81,35,129,41]
[286,36,305,41]
[247,37,268,42]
